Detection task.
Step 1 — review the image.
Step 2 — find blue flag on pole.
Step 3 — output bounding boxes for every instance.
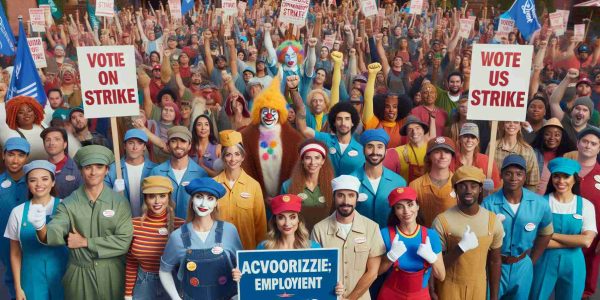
[0,3,16,55]
[182,0,194,15]
[87,1,100,29]
[7,21,46,106]
[501,0,540,41]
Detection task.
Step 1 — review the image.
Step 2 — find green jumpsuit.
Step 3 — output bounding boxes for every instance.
[44,185,133,300]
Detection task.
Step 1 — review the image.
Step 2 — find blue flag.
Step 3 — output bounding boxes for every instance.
[501,0,540,40]
[7,21,46,106]
[182,0,194,15]
[0,3,16,55]
[86,1,100,29]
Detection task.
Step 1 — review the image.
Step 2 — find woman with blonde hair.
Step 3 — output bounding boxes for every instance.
[124,176,184,299]
[305,88,331,131]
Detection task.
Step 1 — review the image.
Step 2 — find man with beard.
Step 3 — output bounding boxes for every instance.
[149,126,207,218]
[252,58,273,88]
[551,69,598,136]
[432,166,503,300]
[43,89,69,125]
[41,127,82,199]
[351,129,406,228]
[434,71,464,114]
[482,155,553,299]
[68,106,110,147]
[311,175,385,300]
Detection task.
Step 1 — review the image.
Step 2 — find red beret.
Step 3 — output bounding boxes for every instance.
[270,194,302,215]
[387,187,417,207]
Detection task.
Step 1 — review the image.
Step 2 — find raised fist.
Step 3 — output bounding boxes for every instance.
[331,51,343,64]
[368,63,382,74]
[286,75,300,89]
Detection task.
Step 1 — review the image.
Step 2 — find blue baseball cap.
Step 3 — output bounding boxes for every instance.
[360,129,390,146]
[185,177,226,198]
[548,157,581,176]
[501,154,526,171]
[124,129,148,143]
[4,137,30,154]
[23,160,56,176]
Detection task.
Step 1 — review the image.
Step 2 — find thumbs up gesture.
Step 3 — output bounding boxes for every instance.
[417,236,438,264]
[458,225,479,252]
[386,235,407,262]
[67,226,88,249]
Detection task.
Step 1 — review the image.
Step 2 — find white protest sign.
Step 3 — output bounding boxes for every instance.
[556,9,570,26]
[495,18,514,40]
[222,0,238,16]
[549,12,564,36]
[38,4,53,26]
[410,0,423,15]
[378,8,385,17]
[468,44,533,121]
[238,1,247,14]
[574,24,586,42]
[29,8,46,32]
[95,0,115,17]
[76,46,139,118]
[168,0,182,19]
[27,38,47,68]
[360,0,378,17]
[459,18,474,39]
[279,0,310,26]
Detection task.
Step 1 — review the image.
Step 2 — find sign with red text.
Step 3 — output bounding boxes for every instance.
[29,8,46,32]
[280,0,310,26]
[168,0,182,19]
[95,0,115,17]
[574,24,586,42]
[468,44,533,121]
[495,18,514,40]
[39,5,53,26]
[410,0,423,14]
[222,0,238,16]
[27,38,47,68]
[360,0,378,17]
[76,46,139,118]
[549,12,564,36]
[459,18,474,39]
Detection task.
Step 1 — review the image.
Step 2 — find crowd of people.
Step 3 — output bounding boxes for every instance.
[0,0,599,299]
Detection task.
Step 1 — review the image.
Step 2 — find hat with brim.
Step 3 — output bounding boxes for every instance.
[74,145,114,167]
[142,176,173,194]
[184,177,226,198]
[400,116,429,136]
[452,166,485,185]
[4,137,30,154]
[548,157,581,176]
[426,136,455,155]
[23,160,56,176]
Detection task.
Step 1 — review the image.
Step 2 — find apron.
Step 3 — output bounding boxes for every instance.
[181,221,236,300]
[20,198,68,300]
[377,226,430,300]
[531,195,586,300]
[397,145,424,183]
[435,212,496,300]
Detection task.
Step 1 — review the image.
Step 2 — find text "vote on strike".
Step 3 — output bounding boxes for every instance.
[83,52,136,106]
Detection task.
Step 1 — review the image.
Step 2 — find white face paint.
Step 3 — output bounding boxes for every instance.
[260,108,279,128]
[284,47,297,68]
[192,193,217,217]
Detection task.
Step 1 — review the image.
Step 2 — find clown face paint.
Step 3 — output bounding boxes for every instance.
[192,193,217,217]
[284,47,298,68]
[260,108,279,128]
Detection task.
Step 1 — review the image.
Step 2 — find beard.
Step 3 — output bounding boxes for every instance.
[366,153,385,166]
[337,204,355,217]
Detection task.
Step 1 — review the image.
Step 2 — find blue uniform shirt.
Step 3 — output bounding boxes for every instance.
[482,188,553,257]
[54,157,82,199]
[352,166,407,228]
[315,132,365,176]
[105,158,157,217]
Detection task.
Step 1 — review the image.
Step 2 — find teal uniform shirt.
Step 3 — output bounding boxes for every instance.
[315,132,364,176]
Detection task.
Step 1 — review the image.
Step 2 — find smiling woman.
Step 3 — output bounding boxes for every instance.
[0,96,48,161]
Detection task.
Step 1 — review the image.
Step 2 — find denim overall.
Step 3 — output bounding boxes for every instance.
[180,221,236,300]
[20,198,68,300]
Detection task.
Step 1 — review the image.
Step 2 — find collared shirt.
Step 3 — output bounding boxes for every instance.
[409,172,456,228]
[490,141,540,191]
[213,170,267,250]
[482,189,553,257]
[54,156,82,199]
[315,132,364,176]
[105,158,157,217]
[383,142,427,182]
[0,172,27,271]
[311,212,386,300]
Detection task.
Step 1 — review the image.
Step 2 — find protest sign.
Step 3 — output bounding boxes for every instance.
[378,8,385,17]
[495,18,514,40]
[549,12,564,36]
[458,18,474,39]
[29,8,46,32]
[168,0,182,19]
[39,4,53,26]
[237,248,339,300]
[95,0,115,17]
[360,0,378,17]
[410,0,423,15]
[556,9,570,27]
[238,1,247,14]
[27,38,47,68]
[222,0,238,17]
[279,0,310,26]
[574,24,586,42]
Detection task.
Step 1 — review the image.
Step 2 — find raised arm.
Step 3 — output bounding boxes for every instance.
[288,75,315,138]
[330,51,344,107]
[263,23,278,66]
[530,40,548,98]
[363,63,382,125]
[161,50,173,84]
[374,33,390,77]
[138,69,154,118]
[549,69,579,121]
[305,37,318,77]
[203,30,215,76]
[226,39,238,78]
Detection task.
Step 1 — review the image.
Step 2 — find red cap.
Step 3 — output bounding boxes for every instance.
[270,194,302,215]
[387,187,418,207]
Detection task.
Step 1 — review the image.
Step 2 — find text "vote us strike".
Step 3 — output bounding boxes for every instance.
[470,51,526,108]
[83,52,136,105]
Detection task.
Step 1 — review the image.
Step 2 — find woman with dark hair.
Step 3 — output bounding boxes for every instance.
[532,118,576,195]
[531,158,597,300]
[281,139,335,230]
[224,93,251,130]
[377,187,445,299]
[189,115,221,177]
[524,96,551,144]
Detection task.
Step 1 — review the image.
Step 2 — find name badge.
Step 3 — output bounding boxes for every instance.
[182,181,190,187]
[358,193,368,202]
[211,246,224,255]
[354,237,366,244]
[65,175,76,182]
[318,196,326,203]
[1,180,11,188]
[348,150,358,157]
[240,192,251,198]
[573,214,583,220]
[496,213,506,222]
[524,223,536,232]
[158,227,169,235]
[103,210,115,218]
[329,147,337,154]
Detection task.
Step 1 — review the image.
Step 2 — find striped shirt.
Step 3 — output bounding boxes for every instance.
[125,211,184,296]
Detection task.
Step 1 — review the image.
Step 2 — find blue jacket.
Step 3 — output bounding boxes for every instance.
[315,132,365,176]
[104,158,157,217]
[55,157,82,199]
[149,159,208,218]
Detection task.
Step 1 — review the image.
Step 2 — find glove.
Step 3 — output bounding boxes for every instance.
[483,179,495,191]
[458,225,479,253]
[386,235,407,262]
[27,204,46,230]
[113,179,125,192]
[417,236,438,264]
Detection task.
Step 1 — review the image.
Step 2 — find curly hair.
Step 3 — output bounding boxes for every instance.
[276,40,304,65]
[327,102,360,134]
[373,93,412,122]
[5,96,44,130]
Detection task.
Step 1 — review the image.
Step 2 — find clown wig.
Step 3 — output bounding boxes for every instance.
[250,76,288,125]
[276,40,304,65]
[5,96,45,130]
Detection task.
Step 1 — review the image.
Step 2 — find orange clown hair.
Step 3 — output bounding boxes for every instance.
[250,76,288,125]
[5,96,45,130]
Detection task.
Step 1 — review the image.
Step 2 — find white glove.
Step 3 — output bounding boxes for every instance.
[386,235,407,262]
[483,179,495,191]
[458,225,479,253]
[113,179,125,192]
[27,204,46,230]
[417,236,438,264]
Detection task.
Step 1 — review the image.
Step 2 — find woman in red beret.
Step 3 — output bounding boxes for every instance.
[377,187,446,299]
